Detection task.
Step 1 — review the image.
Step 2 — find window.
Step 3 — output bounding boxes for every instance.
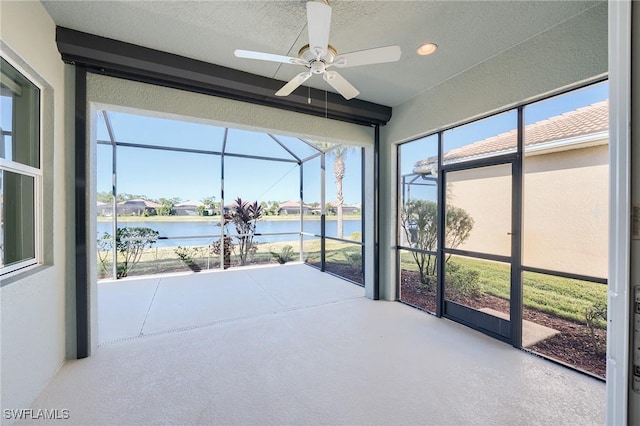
[397,135,439,314]
[396,80,609,378]
[1,57,41,276]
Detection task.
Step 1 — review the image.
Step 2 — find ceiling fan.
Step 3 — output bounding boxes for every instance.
[234,0,401,100]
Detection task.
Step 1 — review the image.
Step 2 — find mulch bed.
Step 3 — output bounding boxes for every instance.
[305,261,364,286]
[400,270,606,378]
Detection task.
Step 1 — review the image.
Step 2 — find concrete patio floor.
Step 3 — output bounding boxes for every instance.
[23,264,604,425]
[97,262,364,344]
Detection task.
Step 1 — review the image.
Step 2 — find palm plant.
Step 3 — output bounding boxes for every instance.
[323,145,356,239]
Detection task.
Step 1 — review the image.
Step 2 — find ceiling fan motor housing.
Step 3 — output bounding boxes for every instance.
[299,44,338,73]
[310,61,325,74]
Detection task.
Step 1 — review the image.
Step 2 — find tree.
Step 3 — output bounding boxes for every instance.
[201,196,218,215]
[400,200,438,289]
[269,201,280,216]
[97,191,114,203]
[116,193,147,203]
[325,202,335,215]
[325,146,356,239]
[400,199,474,290]
[157,197,180,216]
[444,205,474,257]
[114,227,159,278]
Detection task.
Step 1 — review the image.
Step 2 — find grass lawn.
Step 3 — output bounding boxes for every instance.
[302,238,363,264]
[98,238,362,279]
[399,251,607,325]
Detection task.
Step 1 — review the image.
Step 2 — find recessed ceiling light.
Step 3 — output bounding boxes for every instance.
[417,43,438,56]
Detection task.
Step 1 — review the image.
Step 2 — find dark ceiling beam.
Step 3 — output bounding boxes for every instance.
[55,27,392,126]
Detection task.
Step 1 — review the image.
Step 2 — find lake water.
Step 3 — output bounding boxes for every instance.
[96,219,361,247]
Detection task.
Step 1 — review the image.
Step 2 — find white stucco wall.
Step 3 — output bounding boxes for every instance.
[378,3,608,300]
[0,0,69,415]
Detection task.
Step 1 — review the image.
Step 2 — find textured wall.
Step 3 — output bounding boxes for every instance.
[87,74,374,147]
[383,3,607,144]
[0,0,69,415]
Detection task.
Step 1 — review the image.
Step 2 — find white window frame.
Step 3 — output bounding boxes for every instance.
[0,54,44,278]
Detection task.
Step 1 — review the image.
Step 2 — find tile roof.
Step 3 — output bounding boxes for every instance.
[413,101,608,172]
[175,200,204,207]
[118,199,162,208]
[279,200,312,208]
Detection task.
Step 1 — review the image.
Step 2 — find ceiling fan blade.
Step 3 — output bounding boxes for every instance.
[333,45,402,68]
[234,49,302,65]
[323,71,359,100]
[275,72,313,97]
[307,1,332,58]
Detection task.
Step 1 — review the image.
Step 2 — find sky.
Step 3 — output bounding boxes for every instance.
[96,112,362,205]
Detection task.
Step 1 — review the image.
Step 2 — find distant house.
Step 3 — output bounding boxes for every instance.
[96,201,112,216]
[278,201,312,215]
[342,204,361,214]
[174,200,203,216]
[326,202,361,214]
[117,199,161,216]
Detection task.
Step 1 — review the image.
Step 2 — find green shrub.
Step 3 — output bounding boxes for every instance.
[97,231,113,277]
[584,300,607,355]
[445,262,483,299]
[174,246,202,266]
[271,245,296,264]
[211,236,233,269]
[345,251,362,270]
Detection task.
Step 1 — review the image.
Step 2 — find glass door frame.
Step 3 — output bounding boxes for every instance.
[435,107,524,348]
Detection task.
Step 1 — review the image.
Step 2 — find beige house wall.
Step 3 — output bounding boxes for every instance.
[448,143,608,278]
[447,164,512,258]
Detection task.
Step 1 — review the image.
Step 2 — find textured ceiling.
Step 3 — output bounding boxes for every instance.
[41,0,603,107]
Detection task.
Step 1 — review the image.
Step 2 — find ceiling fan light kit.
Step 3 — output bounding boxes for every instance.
[234,0,402,100]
